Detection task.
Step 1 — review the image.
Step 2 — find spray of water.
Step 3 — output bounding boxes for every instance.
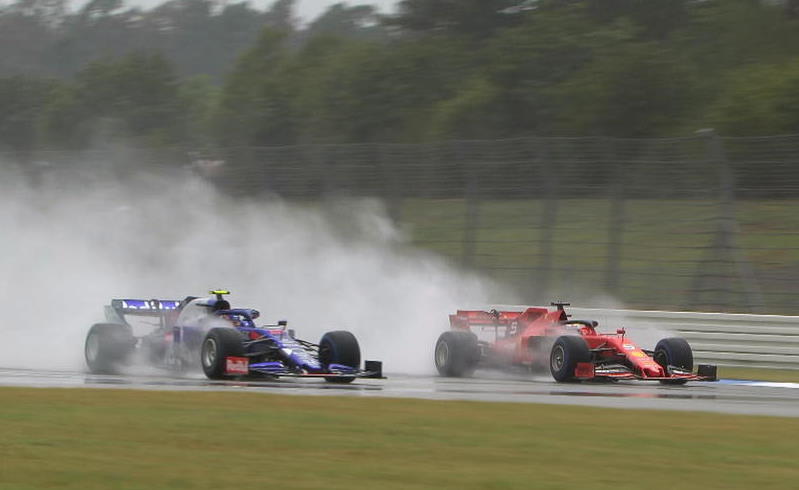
[0,157,516,374]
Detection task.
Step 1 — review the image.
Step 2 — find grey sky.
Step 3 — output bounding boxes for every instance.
[66,1,399,22]
[294,0,398,21]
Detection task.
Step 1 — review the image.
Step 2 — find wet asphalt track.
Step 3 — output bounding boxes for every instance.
[1,367,798,417]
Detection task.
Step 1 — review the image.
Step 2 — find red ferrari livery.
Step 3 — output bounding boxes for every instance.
[435,303,717,384]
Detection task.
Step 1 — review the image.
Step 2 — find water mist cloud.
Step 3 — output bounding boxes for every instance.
[0,157,515,374]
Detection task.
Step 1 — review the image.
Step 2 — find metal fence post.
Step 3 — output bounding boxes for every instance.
[605,137,625,294]
[316,144,336,197]
[461,141,480,268]
[689,129,764,312]
[377,144,403,224]
[538,139,558,295]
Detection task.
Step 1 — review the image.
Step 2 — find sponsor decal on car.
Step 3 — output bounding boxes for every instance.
[225,356,249,375]
[119,299,180,310]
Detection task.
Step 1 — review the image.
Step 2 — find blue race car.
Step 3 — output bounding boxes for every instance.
[84,290,383,383]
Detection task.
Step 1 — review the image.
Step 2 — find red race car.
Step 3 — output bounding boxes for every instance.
[434,303,717,384]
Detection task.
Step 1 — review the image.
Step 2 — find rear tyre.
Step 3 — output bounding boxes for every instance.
[549,335,591,383]
[319,331,361,384]
[201,328,246,380]
[85,323,135,374]
[654,337,693,385]
[434,330,480,377]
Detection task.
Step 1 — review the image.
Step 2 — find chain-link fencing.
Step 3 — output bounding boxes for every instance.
[5,131,799,314]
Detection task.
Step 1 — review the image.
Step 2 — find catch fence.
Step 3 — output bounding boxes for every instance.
[7,131,799,314]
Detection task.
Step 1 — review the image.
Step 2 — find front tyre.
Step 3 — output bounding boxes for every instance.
[319,331,361,383]
[434,330,480,377]
[201,328,246,380]
[549,335,591,383]
[654,337,693,385]
[85,323,135,374]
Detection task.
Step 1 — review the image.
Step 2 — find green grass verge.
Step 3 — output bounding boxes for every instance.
[1,387,798,489]
[720,366,799,383]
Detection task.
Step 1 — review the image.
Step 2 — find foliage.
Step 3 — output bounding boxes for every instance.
[0,0,307,81]
[0,77,59,152]
[29,52,187,149]
[556,42,699,137]
[3,0,799,151]
[388,0,526,37]
[709,60,799,136]
[213,28,293,146]
[301,3,385,42]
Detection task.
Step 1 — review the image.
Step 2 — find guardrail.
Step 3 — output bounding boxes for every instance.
[497,306,799,370]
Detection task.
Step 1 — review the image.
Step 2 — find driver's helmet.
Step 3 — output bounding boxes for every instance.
[212,299,231,311]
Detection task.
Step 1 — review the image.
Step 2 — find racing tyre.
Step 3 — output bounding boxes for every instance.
[85,323,135,374]
[434,330,480,377]
[201,328,246,380]
[654,337,693,385]
[550,335,591,383]
[319,331,361,383]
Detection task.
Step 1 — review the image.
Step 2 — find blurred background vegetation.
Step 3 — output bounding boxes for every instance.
[4,0,799,153]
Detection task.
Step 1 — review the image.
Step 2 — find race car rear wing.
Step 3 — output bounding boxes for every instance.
[449,307,565,329]
[105,299,183,326]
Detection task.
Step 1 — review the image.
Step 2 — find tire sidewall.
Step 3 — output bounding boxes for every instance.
[201,328,245,379]
[654,337,693,371]
[85,323,134,374]
[434,330,479,377]
[550,335,590,382]
[319,330,361,369]
[654,337,693,385]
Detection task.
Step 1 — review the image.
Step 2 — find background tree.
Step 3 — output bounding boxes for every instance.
[213,29,292,146]
[71,53,186,147]
[0,0,60,76]
[709,61,799,136]
[583,0,689,39]
[0,77,59,152]
[386,0,526,37]
[4,0,799,154]
[301,3,387,42]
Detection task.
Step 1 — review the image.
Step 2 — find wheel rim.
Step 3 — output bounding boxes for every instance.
[435,341,449,368]
[654,349,668,368]
[202,338,217,368]
[319,341,331,366]
[86,333,99,363]
[551,345,565,372]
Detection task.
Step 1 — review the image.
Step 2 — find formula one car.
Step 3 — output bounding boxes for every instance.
[85,291,383,383]
[435,302,717,384]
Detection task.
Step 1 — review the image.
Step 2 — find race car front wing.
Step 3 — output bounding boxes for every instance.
[580,362,718,382]
[225,357,385,380]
